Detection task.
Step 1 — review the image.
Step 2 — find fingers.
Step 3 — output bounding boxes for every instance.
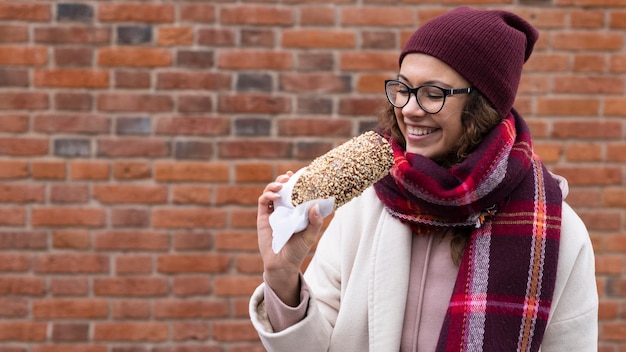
[300,204,323,248]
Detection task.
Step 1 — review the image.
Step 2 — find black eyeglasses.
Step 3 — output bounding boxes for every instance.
[385,79,472,114]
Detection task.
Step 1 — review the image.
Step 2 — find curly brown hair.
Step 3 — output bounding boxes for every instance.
[377,89,502,264]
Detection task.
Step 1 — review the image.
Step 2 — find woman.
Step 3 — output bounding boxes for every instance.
[250,7,598,352]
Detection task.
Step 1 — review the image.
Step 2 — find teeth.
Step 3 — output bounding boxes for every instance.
[407,127,436,136]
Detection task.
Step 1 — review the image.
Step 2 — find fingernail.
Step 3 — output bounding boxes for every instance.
[312,204,321,217]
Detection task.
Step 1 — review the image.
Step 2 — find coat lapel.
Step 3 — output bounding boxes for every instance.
[368,211,412,351]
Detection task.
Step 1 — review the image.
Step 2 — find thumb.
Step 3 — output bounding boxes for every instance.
[301,204,323,248]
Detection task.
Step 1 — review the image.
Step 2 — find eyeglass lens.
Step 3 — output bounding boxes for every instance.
[385,81,446,113]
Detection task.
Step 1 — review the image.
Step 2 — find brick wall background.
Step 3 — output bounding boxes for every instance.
[0,0,624,351]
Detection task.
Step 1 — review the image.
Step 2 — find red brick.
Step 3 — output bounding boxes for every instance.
[99,4,174,23]
[0,3,49,21]
[70,160,110,180]
[181,5,216,22]
[54,47,93,67]
[218,140,292,159]
[172,276,212,296]
[33,299,108,319]
[215,185,263,206]
[300,5,335,25]
[157,26,193,46]
[551,166,622,186]
[34,69,109,88]
[213,321,259,341]
[50,277,89,296]
[235,163,273,183]
[97,93,174,112]
[111,300,150,319]
[172,185,212,205]
[153,207,227,229]
[0,297,27,317]
[0,92,48,110]
[565,143,603,162]
[214,276,261,297]
[32,161,66,180]
[98,48,172,67]
[154,162,229,182]
[39,345,104,352]
[54,92,93,111]
[218,94,291,114]
[34,254,109,274]
[0,160,28,179]
[230,209,258,229]
[0,254,29,272]
[602,322,626,341]
[552,121,622,139]
[114,70,151,89]
[52,230,90,250]
[553,31,623,51]
[93,184,167,204]
[115,255,153,275]
[95,231,169,251]
[340,6,415,26]
[155,116,230,135]
[34,114,110,133]
[221,5,294,26]
[0,183,45,203]
[571,9,605,28]
[94,322,168,342]
[0,25,27,42]
[607,143,626,162]
[97,138,170,158]
[0,277,46,295]
[0,207,25,226]
[157,72,230,90]
[114,161,151,180]
[536,98,600,116]
[94,277,168,297]
[172,322,211,341]
[35,27,109,44]
[158,254,230,274]
[0,137,48,156]
[339,97,386,115]
[0,114,28,132]
[596,255,624,275]
[282,29,356,48]
[235,254,264,274]
[111,207,150,228]
[553,75,624,94]
[218,50,292,70]
[154,300,228,319]
[198,28,236,46]
[278,118,352,137]
[605,97,626,116]
[50,184,89,204]
[0,322,47,341]
[0,46,47,65]
[340,51,397,71]
[214,231,258,252]
[0,231,47,250]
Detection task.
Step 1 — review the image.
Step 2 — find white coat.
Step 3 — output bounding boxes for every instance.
[250,187,598,351]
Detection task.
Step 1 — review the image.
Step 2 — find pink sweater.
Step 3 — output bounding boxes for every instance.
[264,231,458,352]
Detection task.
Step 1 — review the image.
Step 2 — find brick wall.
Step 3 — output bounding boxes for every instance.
[0,0,624,351]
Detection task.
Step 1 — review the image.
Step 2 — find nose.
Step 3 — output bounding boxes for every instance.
[401,93,427,117]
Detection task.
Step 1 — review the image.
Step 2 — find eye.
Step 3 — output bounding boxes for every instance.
[422,87,444,100]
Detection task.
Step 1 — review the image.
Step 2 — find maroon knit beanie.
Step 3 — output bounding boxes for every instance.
[399,7,538,118]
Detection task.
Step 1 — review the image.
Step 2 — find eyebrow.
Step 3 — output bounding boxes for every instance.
[397,73,453,88]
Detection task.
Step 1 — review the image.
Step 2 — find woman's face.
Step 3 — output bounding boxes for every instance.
[395,53,471,159]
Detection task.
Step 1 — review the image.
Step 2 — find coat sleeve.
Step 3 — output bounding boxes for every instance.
[540,202,598,352]
[249,203,349,351]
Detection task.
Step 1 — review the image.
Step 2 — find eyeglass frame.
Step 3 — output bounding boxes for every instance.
[384,79,472,114]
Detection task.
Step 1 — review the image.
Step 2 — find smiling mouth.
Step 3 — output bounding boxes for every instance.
[407,126,437,136]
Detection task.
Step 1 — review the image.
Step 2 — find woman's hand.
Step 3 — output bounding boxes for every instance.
[257,172,324,306]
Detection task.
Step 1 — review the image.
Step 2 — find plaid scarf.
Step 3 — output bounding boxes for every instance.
[373,111,562,351]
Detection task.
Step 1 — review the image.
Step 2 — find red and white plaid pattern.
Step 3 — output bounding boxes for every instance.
[374,110,561,351]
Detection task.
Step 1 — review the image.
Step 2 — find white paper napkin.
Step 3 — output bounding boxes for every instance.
[269,167,335,253]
